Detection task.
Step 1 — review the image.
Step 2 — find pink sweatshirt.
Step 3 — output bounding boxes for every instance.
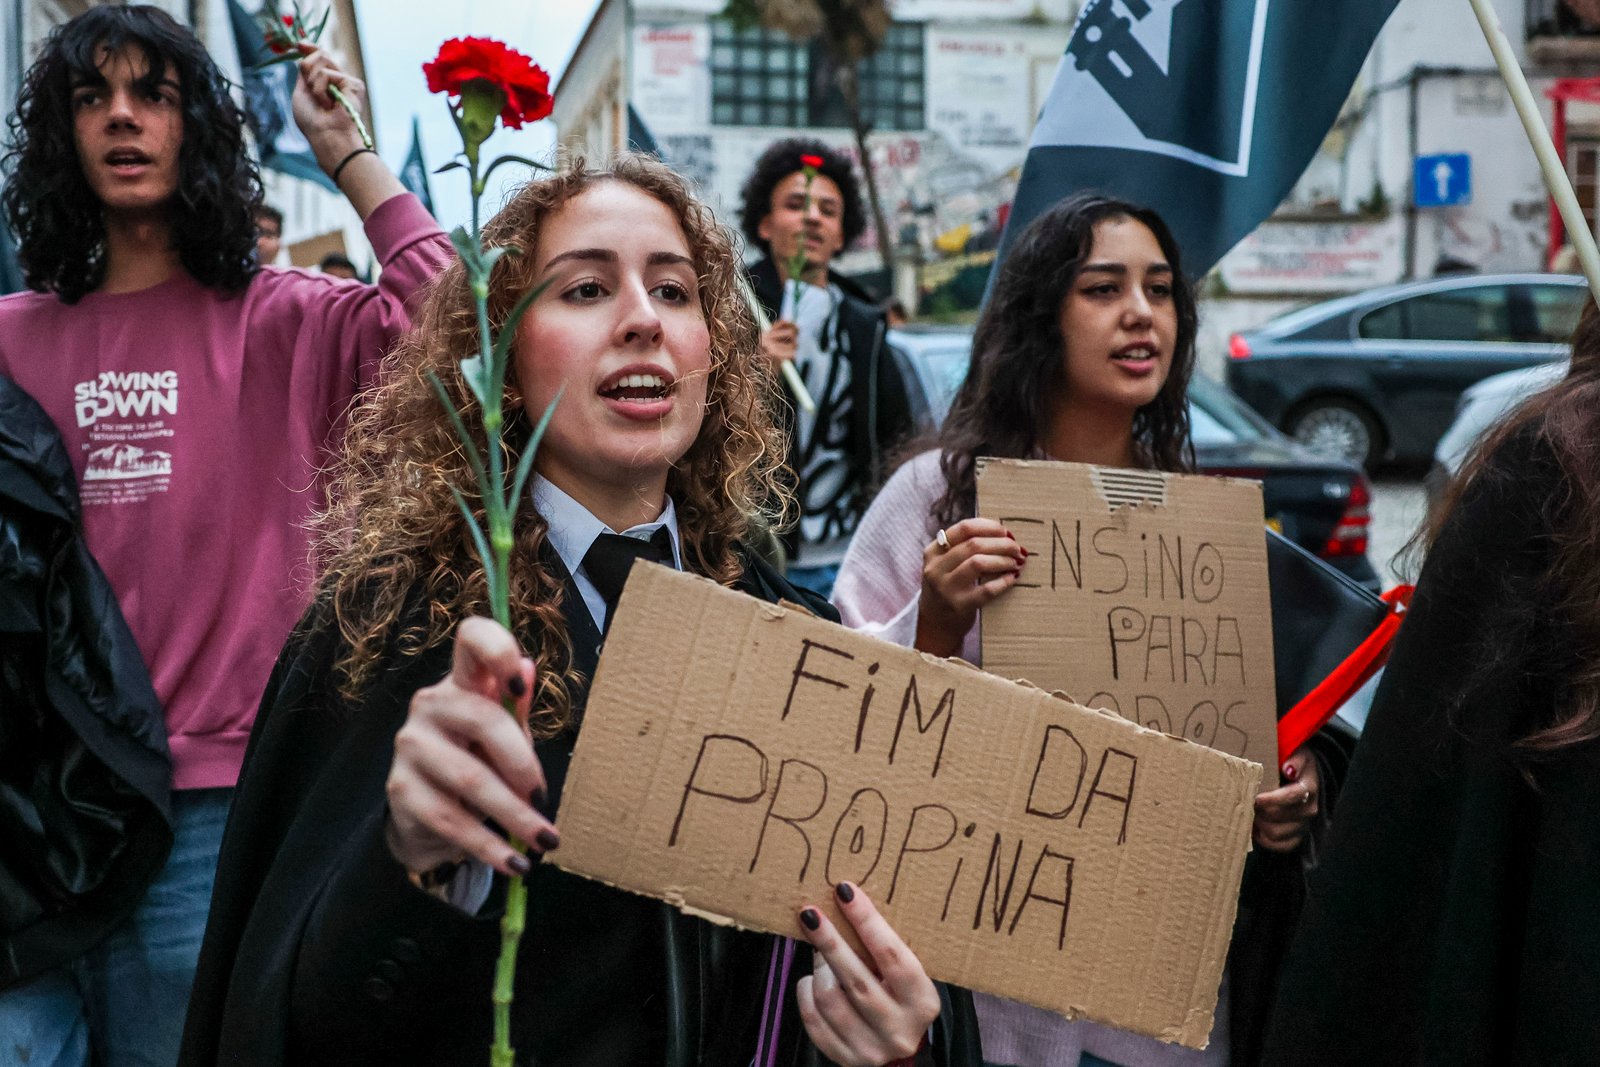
[834,449,1229,1067]
[0,193,450,791]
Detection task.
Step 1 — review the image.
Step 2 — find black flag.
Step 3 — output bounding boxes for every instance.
[1000,0,1402,276]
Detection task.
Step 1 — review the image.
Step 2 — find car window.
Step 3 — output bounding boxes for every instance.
[1357,285,1513,342]
[1524,283,1587,343]
[1357,300,1406,340]
[1188,377,1266,444]
[1188,402,1239,447]
[918,346,972,414]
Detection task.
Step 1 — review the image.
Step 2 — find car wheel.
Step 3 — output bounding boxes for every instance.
[1288,399,1382,468]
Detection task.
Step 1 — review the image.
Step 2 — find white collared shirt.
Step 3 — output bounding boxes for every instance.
[531,474,683,633]
[439,477,683,913]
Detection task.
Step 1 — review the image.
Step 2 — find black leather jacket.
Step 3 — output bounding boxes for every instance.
[0,375,171,989]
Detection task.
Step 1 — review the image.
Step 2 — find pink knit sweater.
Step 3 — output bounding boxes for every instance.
[834,449,1229,1067]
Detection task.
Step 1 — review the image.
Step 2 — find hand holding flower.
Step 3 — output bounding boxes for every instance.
[290,44,371,173]
[387,617,553,880]
[257,1,372,151]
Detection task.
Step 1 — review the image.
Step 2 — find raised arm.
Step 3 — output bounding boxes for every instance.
[292,43,405,220]
[276,44,453,389]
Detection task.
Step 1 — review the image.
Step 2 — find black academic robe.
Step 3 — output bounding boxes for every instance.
[178,547,982,1067]
[1260,422,1600,1066]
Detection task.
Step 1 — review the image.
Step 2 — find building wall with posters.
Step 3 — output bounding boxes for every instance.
[553,0,1073,307]
[556,0,1588,374]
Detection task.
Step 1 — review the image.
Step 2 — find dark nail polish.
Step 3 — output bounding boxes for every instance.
[800,907,821,931]
[835,881,855,903]
[1005,531,1016,540]
[1282,762,1299,781]
[506,675,527,698]
[531,784,548,808]
[507,853,531,875]
[535,827,561,852]
[1021,547,1029,557]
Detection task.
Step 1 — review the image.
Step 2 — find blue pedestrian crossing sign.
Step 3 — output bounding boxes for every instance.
[1414,153,1471,207]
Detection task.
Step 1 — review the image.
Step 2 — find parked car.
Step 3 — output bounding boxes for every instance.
[1424,358,1566,515]
[888,326,1380,588]
[1223,273,1587,470]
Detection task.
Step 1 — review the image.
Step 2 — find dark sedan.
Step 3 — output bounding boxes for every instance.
[1224,273,1586,470]
[889,326,1380,589]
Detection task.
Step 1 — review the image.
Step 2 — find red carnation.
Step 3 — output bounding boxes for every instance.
[799,153,824,169]
[424,37,553,130]
[282,14,295,25]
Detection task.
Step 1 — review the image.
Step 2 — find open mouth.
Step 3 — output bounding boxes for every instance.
[1112,344,1158,363]
[105,147,153,171]
[597,367,676,408]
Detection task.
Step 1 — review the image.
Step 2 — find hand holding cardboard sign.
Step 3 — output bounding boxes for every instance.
[916,517,1026,657]
[795,881,941,1066]
[385,617,555,879]
[1251,745,1320,853]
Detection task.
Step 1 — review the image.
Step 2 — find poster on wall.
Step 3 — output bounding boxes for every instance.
[1219,219,1404,294]
[925,28,1036,172]
[632,23,710,136]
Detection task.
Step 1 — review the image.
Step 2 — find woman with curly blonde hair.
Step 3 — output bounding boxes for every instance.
[180,155,981,1067]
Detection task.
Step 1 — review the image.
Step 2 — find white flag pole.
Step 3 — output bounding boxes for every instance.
[1466,0,1600,303]
[733,270,817,416]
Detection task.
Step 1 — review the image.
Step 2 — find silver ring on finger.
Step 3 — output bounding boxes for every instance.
[935,528,949,550]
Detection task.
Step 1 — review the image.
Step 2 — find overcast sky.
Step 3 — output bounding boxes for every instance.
[355,0,601,230]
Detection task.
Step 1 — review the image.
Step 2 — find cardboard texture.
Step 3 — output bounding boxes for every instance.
[977,459,1277,767]
[553,564,1262,1048]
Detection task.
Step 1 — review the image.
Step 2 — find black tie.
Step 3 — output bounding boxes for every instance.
[581,527,675,631]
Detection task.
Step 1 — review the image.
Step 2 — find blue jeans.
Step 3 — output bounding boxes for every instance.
[786,562,840,600]
[0,788,232,1067]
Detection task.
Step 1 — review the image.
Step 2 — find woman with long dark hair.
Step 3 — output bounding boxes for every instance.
[833,193,1325,1065]
[180,156,982,1067]
[1260,301,1600,1064]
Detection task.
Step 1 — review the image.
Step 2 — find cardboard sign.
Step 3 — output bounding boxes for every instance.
[978,459,1277,766]
[553,565,1261,1047]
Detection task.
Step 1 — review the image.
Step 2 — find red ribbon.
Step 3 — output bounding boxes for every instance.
[1277,584,1414,765]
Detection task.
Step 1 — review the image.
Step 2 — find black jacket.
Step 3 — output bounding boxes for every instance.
[748,257,914,556]
[180,549,982,1067]
[1262,423,1599,1065]
[0,375,171,989]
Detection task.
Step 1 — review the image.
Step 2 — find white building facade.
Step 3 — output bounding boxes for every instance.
[554,0,1599,366]
[553,0,1073,298]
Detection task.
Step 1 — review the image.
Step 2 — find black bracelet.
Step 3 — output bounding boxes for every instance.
[330,146,375,185]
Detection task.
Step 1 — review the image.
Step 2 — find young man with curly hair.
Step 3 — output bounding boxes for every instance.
[739,137,914,597]
[0,7,449,1064]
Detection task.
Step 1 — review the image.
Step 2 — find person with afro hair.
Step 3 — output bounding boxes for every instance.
[739,137,914,597]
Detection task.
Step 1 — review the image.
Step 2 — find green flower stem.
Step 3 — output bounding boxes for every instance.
[466,145,528,1067]
[490,862,526,1067]
[326,83,373,151]
[435,83,549,1067]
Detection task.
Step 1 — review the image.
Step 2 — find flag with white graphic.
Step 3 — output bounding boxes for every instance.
[1000,0,1401,276]
[399,116,436,217]
[226,0,337,192]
